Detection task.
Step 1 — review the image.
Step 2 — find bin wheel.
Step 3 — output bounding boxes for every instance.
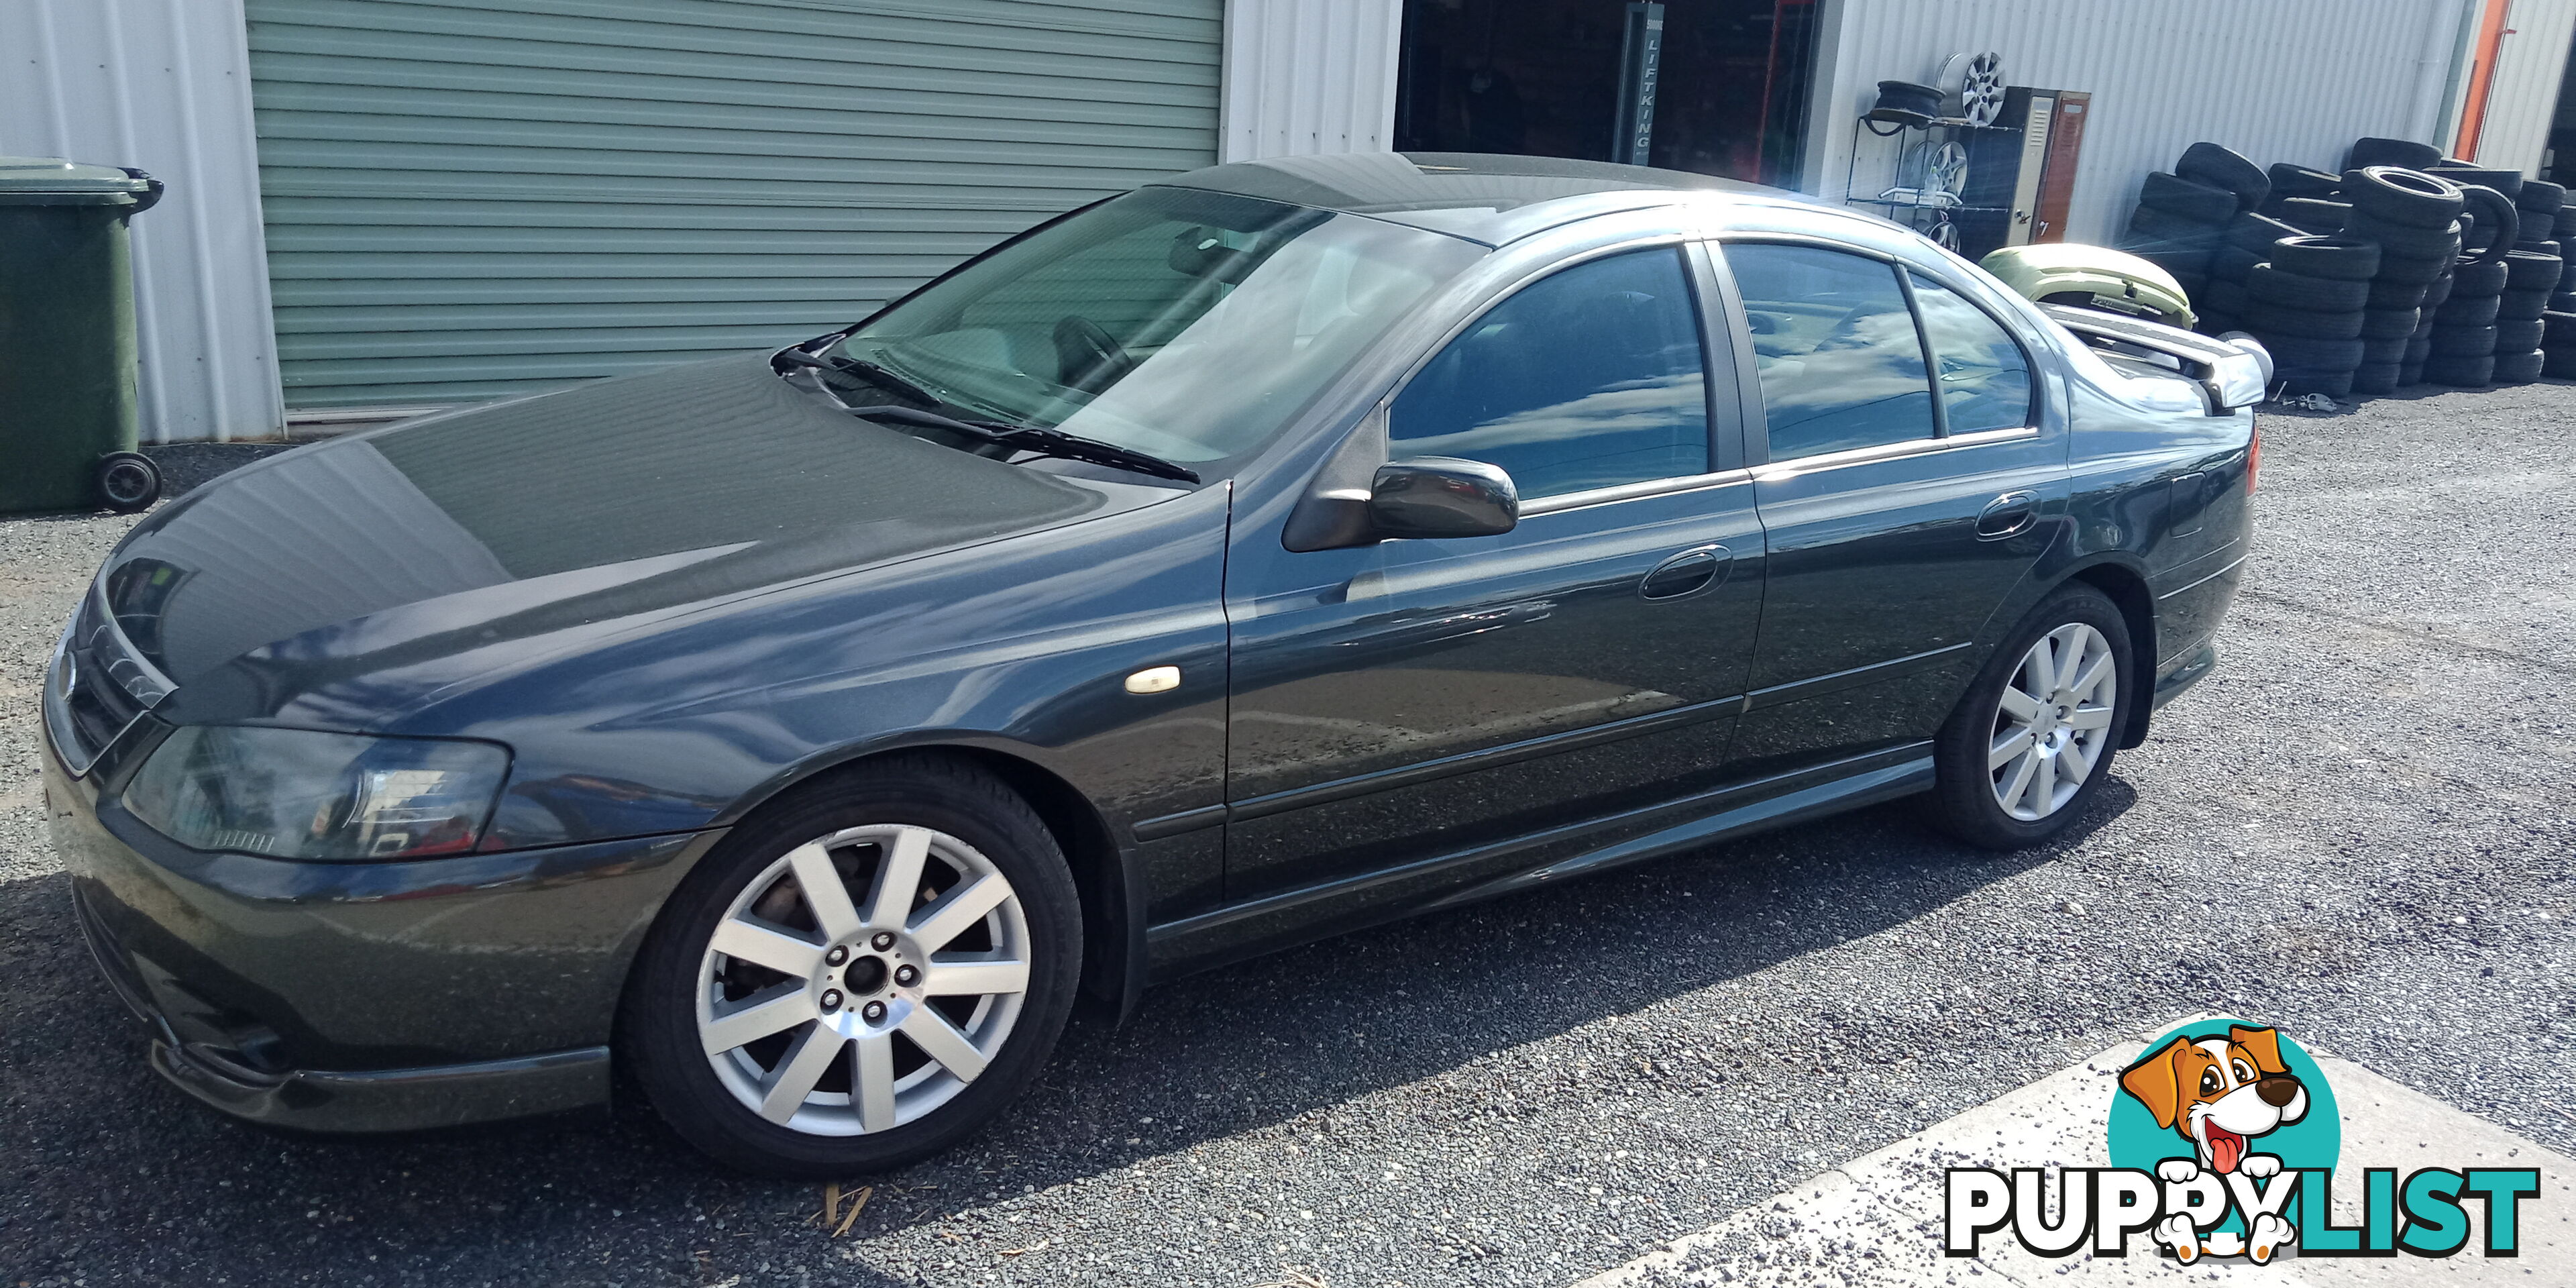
[96,451,161,512]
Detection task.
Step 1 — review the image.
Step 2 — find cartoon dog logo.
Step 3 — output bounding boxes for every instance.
[2118,1024,2311,1263]
[2118,1024,2310,1175]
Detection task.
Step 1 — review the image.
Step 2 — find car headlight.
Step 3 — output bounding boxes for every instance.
[123,726,509,860]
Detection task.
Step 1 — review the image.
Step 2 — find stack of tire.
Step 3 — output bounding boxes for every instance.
[2498,178,2571,384]
[2543,179,2576,380]
[2235,231,2380,397]
[2200,211,2308,337]
[2337,167,2468,393]
[2121,144,2269,309]
[2417,168,2526,388]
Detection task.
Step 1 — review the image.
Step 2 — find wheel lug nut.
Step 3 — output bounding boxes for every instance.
[861,1000,887,1023]
[871,931,897,951]
[894,965,920,987]
[820,989,843,1011]
[825,946,848,967]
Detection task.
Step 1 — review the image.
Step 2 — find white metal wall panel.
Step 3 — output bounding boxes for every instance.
[1807,0,2473,246]
[2471,0,2576,174]
[1220,0,1403,162]
[0,0,286,443]
[246,0,1223,409]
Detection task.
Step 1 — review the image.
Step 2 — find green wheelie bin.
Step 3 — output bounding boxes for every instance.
[0,156,166,513]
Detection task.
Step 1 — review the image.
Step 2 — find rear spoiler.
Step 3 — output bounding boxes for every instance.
[2042,304,2272,413]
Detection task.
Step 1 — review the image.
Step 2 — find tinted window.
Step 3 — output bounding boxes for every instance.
[1909,271,2035,435]
[1725,244,1935,459]
[1389,249,1708,499]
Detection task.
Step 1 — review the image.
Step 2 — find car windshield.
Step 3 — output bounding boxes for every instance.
[833,187,1483,468]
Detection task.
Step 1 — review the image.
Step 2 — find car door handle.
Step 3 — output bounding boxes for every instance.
[1976,491,2039,541]
[1640,544,1731,600]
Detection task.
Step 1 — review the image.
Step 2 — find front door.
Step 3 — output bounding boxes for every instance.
[1715,240,2069,777]
[1222,245,1765,906]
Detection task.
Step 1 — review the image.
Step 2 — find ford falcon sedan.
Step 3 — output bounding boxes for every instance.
[42,153,2265,1177]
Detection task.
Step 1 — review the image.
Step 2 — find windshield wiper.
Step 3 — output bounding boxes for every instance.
[852,404,1199,484]
[773,347,942,407]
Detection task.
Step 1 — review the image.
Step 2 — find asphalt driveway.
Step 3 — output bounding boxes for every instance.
[2,385,2570,1287]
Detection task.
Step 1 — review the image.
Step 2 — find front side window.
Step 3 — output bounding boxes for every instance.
[1908,271,2036,435]
[837,187,1483,469]
[1387,248,1709,500]
[1725,244,1936,460]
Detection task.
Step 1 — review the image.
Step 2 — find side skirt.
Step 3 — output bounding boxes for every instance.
[1142,745,1933,982]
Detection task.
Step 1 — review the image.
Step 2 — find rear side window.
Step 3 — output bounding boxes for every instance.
[1908,271,2035,435]
[1388,248,1709,499]
[1724,244,1935,460]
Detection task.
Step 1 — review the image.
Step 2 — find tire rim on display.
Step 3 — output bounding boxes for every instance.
[696,824,1030,1135]
[1987,623,2118,822]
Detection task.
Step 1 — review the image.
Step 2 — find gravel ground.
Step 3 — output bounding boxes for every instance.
[2,387,2571,1288]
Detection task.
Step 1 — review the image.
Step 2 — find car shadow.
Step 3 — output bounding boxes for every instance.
[0,778,2134,1285]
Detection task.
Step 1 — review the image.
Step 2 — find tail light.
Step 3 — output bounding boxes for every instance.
[2246,423,2260,494]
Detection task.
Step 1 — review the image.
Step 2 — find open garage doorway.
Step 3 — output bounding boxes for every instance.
[1393,0,1821,186]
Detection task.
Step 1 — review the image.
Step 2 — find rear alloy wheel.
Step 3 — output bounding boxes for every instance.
[625,757,1079,1177]
[1929,586,2134,849]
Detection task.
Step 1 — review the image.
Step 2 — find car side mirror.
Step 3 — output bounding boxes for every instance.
[1368,458,1518,539]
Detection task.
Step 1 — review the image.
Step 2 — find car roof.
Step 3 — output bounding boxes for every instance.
[1151,151,1820,247]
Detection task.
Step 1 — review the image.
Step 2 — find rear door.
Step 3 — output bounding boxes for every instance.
[1715,239,2070,777]
[1221,241,1765,906]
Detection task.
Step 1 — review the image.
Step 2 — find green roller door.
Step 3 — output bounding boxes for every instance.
[244,0,1222,409]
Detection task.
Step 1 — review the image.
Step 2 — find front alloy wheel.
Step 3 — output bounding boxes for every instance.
[698,824,1030,1134]
[627,756,1079,1177]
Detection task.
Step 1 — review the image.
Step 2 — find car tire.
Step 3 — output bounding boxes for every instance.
[2544,310,2576,345]
[2246,264,2372,310]
[2141,171,2241,223]
[2429,164,2526,201]
[2269,163,2343,199]
[2226,213,2305,254]
[2178,142,2269,201]
[2202,278,2251,315]
[2423,274,2459,309]
[2278,366,2357,397]
[2450,257,2510,297]
[2504,250,2565,290]
[2545,348,2576,378]
[2435,293,2502,326]
[2359,307,2421,340]
[2373,250,2453,285]
[2259,334,2367,370]
[1927,584,2135,851]
[2499,287,2553,321]
[2424,353,2496,386]
[2494,317,2546,351]
[2519,179,2568,213]
[2351,362,2402,395]
[2428,323,2499,356]
[2210,244,2264,283]
[2341,167,2466,229]
[2341,211,2466,261]
[2267,235,2382,282]
[2348,136,2445,171]
[2365,278,2431,309]
[2244,302,2365,339]
[2128,205,2224,244]
[2454,186,2520,263]
[2359,333,2412,365]
[621,754,1083,1179]
[2275,197,2350,233]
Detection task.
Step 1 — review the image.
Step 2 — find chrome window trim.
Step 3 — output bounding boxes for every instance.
[1752,424,2041,482]
[1517,467,1754,517]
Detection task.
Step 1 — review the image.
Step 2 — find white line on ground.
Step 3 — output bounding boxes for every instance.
[1576,1017,2574,1286]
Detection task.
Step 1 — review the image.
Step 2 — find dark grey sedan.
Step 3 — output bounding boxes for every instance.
[42,154,2266,1177]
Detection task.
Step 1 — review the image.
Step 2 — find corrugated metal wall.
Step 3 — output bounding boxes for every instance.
[2469,0,2576,174]
[1220,0,1404,162]
[1808,0,2473,246]
[1,0,285,443]
[245,0,1224,410]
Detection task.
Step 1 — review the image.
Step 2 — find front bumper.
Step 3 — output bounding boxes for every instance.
[43,726,722,1133]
